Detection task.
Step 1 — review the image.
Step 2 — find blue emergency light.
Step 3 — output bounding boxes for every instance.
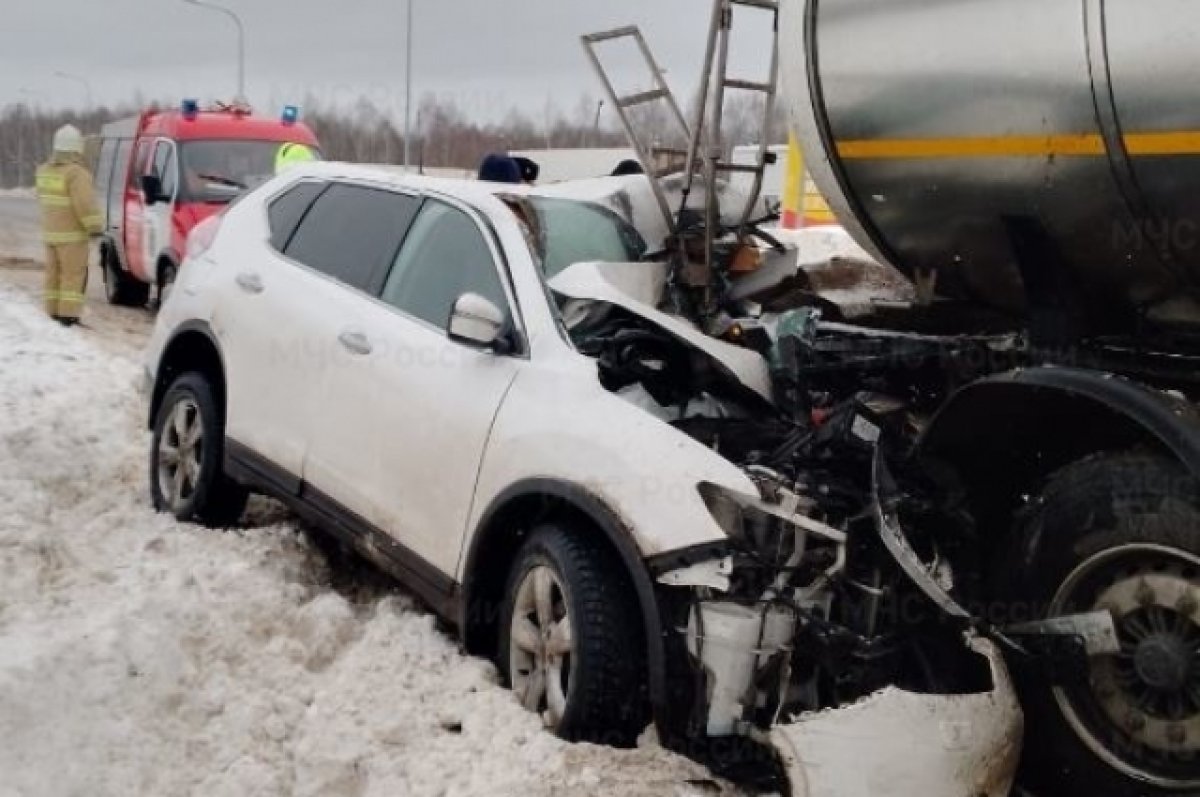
[182,99,200,120]
[281,105,300,126]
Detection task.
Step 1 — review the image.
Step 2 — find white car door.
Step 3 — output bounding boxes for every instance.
[218,179,415,484]
[303,195,523,579]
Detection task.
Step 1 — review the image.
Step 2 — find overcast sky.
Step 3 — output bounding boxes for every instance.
[3,0,774,125]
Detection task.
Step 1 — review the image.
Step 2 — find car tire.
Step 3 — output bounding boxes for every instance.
[1000,453,1200,796]
[102,247,149,307]
[150,371,248,527]
[500,524,649,747]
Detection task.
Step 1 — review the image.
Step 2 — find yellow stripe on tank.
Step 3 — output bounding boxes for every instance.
[835,130,1200,160]
[836,134,1106,160]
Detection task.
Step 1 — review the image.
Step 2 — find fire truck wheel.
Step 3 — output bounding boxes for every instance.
[102,248,149,307]
[157,261,177,308]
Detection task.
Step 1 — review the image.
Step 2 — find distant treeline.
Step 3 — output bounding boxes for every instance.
[0,92,781,188]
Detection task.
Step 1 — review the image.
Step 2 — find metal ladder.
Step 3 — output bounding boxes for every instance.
[581,0,781,319]
[581,25,694,230]
[683,0,782,265]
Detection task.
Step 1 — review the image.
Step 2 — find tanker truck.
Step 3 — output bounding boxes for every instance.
[779,1,1200,794]
[576,2,1200,794]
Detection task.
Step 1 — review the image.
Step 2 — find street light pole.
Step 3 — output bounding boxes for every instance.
[590,100,604,147]
[404,0,414,169]
[53,71,94,111]
[182,0,247,103]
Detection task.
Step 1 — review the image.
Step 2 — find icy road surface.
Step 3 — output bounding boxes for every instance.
[0,280,738,796]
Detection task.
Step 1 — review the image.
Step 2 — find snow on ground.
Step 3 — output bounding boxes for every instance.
[0,283,737,797]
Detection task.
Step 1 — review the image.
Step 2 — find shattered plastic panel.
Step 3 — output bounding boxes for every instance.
[768,637,1022,797]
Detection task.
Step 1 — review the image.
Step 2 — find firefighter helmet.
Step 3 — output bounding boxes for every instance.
[52,125,84,155]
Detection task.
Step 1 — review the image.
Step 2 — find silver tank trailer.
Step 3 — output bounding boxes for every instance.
[780,0,1200,339]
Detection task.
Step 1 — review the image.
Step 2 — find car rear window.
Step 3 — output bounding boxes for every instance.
[283,183,419,292]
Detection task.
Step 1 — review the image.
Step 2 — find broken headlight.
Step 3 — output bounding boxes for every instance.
[696,481,846,600]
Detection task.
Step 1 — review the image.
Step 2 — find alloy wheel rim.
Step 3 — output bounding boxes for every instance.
[157,398,204,512]
[1051,543,1200,788]
[509,565,575,728]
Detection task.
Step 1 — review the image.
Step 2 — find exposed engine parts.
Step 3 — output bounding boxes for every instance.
[552,259,1024,758]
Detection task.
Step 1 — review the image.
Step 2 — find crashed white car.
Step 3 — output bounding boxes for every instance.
[144,162,1021,795]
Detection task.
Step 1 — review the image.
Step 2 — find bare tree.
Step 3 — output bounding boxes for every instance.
[0,92,652,188]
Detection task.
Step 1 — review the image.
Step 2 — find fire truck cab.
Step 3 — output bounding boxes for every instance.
[94,102,320,307]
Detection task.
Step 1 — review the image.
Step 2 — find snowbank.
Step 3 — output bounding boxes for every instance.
[0,285,735,797]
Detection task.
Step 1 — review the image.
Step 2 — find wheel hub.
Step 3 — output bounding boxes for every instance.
[1051,544,1200,789]
[157,398,204,512]
[1133,633,1192,693]
[509,565,574,729]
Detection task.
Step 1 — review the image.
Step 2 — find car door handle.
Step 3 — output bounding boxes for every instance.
[235,272,264,294]
[338,330,373,356]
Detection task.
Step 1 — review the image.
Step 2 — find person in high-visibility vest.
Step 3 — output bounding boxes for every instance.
[274,142,317,174]
[35,125,103,326]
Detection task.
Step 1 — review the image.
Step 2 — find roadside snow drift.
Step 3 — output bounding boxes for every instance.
[0,284,734,797]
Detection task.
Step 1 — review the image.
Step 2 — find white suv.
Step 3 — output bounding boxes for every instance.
[145,162,1020,795]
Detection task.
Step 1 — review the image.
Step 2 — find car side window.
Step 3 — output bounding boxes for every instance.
[380,200,509,331]
[132,140,154,185]
[111,140,133,220]
[268,181,325,252]
[153,142,177,199]
[284,183,420,292]
[95,139,116,199]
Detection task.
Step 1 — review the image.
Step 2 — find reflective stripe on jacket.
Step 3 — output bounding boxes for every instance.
[36,155,103,246]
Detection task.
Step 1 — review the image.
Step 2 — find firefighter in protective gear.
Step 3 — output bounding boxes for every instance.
[36,125,103,326]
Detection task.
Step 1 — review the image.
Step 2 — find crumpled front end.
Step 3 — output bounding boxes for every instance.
[769,636,1021,797]
[548,260,1029,792]
[651,448,1026,795]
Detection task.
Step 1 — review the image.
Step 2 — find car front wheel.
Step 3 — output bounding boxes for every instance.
[500,524,649,747]
[150,371,247,527]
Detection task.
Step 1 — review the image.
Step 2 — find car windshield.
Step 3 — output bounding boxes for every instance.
[525,197,648,279]
[179,140,321,204]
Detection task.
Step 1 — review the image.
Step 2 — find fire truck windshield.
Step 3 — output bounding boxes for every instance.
[179,140,321,204]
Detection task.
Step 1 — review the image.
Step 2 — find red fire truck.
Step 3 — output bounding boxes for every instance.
[94,102,321,306]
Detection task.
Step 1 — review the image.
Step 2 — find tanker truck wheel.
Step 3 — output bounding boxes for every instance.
[1003,453,1200,796]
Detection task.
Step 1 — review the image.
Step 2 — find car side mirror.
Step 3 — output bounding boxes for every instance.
[140,174,165,205]
[448,292,507,351]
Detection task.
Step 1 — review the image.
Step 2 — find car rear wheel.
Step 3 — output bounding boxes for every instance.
[500,524,648,746]
[150,372,247,527]
[102,248,149,307]
[1004,453,1200,796]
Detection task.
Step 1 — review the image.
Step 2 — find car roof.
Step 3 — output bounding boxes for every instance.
[277,161,647,207]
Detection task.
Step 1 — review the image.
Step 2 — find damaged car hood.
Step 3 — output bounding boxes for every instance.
[548,260,776,405]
